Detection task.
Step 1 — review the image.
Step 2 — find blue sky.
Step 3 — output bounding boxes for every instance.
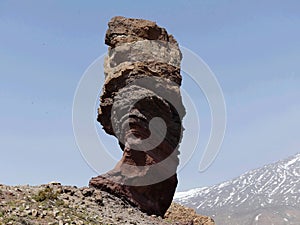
[0,0,299,191]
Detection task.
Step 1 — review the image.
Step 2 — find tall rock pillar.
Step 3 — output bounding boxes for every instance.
[89,16,185,217]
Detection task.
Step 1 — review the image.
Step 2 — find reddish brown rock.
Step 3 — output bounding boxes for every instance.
[89,16,185,217]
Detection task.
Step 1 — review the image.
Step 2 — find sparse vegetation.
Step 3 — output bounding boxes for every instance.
[0,184,214,225]
[33,187,58,202]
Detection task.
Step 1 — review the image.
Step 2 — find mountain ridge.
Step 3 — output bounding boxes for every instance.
[175,153,300,225]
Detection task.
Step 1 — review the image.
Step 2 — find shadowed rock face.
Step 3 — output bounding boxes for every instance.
[89,16,185,217]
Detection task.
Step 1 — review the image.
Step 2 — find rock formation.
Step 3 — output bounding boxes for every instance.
[0,183,215,225]
[165,203,215,225]
[89,16,185,217]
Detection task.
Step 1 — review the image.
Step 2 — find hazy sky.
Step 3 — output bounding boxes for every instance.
[0,0,299,191]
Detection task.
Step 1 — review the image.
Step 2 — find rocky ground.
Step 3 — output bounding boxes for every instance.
[0,183,214,225]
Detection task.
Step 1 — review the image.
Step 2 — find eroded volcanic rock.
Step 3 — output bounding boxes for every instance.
[89,16,185,217]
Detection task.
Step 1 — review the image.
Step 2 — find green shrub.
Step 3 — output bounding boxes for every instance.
[33,187,58,202]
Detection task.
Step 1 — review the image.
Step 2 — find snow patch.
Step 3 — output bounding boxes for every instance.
[174,187,206,199]
[255,213,262,221]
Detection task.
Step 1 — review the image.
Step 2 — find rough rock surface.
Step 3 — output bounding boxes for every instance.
[165,203,215,225]
[89,16,185,217]
[0,183,215,225]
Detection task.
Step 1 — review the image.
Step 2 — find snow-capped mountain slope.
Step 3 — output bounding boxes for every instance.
[175,153,300,225]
